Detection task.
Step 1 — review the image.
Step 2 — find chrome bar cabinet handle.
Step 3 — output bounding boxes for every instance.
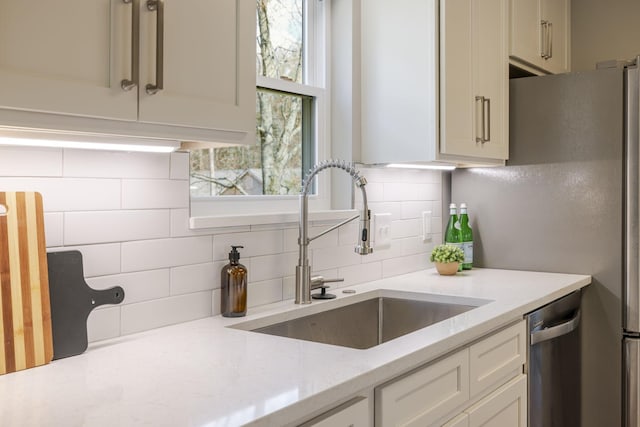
[475,96,485,143]
[547,21,553,59]
[121,0,140,91]
[540,20,548,59]
[483,97,491,143]
[146,0,164,95]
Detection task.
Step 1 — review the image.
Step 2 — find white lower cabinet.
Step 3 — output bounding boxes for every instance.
[443,413,470,427]
[375,320,526,427]
[376,349,470,426]
[465,375,527,427]
[299,396,370,427]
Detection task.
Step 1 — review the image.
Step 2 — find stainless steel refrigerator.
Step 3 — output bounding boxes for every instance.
[451,60,640,426]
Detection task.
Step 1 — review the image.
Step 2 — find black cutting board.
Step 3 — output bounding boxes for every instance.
[47,250,124,360]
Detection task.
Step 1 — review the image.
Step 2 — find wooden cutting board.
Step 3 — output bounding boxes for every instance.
[0,192,53,375]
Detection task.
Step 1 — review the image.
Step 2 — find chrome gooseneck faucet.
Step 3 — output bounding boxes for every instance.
[295,160,373,304]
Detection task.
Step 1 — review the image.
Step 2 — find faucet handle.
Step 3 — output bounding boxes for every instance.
[310,276,344,290]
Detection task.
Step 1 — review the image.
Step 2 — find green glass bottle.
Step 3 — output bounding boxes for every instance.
[459,203,473,270]
[444,203,463,271]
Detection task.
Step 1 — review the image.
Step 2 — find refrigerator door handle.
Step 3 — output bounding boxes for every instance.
[530,309,580,345]
[625,338,640,426]
[625,63,640,333]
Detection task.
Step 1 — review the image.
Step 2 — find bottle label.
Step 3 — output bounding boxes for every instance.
[462,241,473,264]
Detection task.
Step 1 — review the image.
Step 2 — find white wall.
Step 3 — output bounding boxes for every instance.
[572,0,640,71]
[0,146,443,343]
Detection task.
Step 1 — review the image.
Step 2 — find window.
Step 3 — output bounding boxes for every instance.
[190,0,326,207]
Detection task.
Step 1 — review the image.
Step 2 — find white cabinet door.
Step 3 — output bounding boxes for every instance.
[138,0,255,134]
[439,0,474,158]
[443,413,470,427]
[360,0,438,165]
[376,349,469,427]
[509,0,570,74]
[0,0,137,120]
[440,0,509,161]
[540,0,570,74]
[469,320,526,397]
[299,397,370,427]
[466,375,527,427]
[509,0,541,67]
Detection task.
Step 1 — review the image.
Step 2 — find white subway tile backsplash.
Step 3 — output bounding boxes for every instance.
[248,279,283,308]
[338,262,383,287]
[63,149,170,179]
[86,269,170,304]
[122,179,189,209]
[366,240,402,262]
[48,243,121,277]
[369,202,403,220]
[401,201,433,219]
[64,210,170,245]
[400,236,433,257]
[312,245,362,271]
[44,212,64,247]
[121,292,212,335]
[170,152,190,180]
[121,236,213,272]
[7,146,444,342]
[251,252,296,282]
[0,178,120,211]
[283,276,295,300]
[383,182,419,202]
[213,230,284,261]
[382,253,430,278]
[170,262,217,295]
[212,289,222,315]
[391,218,422,239]
[418,183,441,201]
[0,146,63,176]
[87,306,121,343]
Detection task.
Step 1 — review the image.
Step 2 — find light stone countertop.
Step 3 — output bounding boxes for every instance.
[0,268,590,427]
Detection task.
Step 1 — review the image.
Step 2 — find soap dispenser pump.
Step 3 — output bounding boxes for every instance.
[221,245,247,317]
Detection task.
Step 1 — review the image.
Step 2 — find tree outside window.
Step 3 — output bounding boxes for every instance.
[191,0,315,197]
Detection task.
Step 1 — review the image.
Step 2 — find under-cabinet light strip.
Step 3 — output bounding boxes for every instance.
[0,136,178,153]
[385,163,456,171]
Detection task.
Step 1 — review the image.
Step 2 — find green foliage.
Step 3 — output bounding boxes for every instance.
[430,244,464,263]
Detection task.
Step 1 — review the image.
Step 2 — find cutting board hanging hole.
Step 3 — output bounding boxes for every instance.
[0,204,7,216]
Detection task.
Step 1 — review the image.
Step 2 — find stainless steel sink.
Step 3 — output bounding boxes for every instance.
[246,294,485,349]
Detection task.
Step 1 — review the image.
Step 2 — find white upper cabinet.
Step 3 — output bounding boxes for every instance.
[0,0,255,145]
[510,0,571,74]
[360,0,439,165]
[360,0,508,166]
[440,0,509,161]
[137,0,255,133]
[0,0,137,120]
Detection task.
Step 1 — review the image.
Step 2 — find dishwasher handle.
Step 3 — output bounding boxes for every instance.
[530,309,581,345]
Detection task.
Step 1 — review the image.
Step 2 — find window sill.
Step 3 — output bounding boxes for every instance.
[189,209,358,229]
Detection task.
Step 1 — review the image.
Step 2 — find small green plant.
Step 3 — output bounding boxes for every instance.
[430,244,464,263]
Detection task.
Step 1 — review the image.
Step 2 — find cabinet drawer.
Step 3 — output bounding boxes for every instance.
[376,349,469,427]
[465,374,527,427]
[442,413,469,427]
[469,321,526,397]
[299,396,370,427]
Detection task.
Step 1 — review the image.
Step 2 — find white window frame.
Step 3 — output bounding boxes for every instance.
[190,0,355,229]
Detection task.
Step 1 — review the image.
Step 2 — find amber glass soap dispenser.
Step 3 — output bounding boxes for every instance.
[221,245,247,317]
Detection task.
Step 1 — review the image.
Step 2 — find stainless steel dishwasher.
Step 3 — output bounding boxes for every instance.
[526,289,582,427]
